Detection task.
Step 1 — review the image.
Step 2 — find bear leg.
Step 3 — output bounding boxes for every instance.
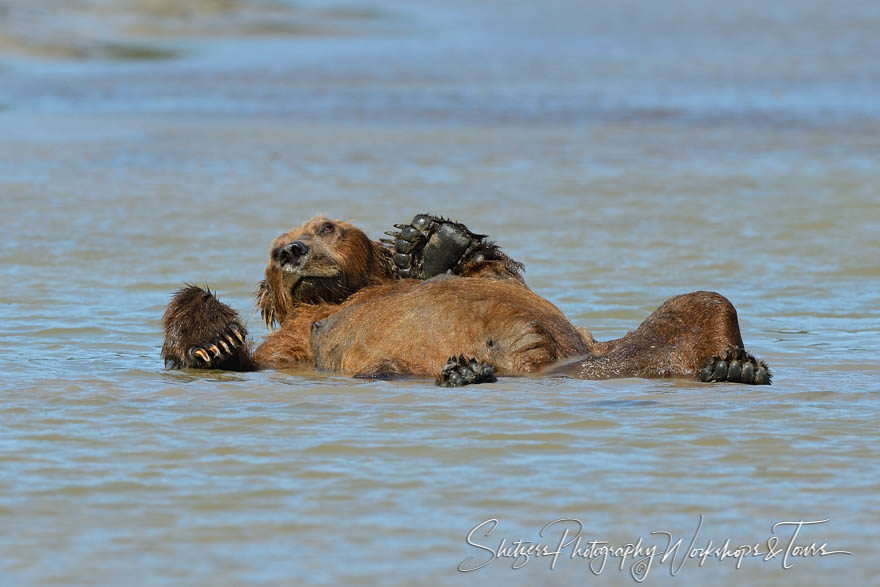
[550,292,771,385]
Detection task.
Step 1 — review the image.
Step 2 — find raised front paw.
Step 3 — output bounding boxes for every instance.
[161,284,253,371]
[698,347,771,385]
[437,355,497,387]
[383,214,485,279]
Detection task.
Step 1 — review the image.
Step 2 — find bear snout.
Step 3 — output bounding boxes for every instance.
[276,240,309,268]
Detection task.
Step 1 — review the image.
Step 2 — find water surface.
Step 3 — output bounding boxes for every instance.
[1,1,878,584]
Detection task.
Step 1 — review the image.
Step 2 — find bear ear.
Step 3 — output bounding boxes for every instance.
[254,279,278,330]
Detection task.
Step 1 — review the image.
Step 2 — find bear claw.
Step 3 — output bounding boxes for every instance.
[437,354,497,387]
[185,323,248,367]
[229,327,245,345]
[698,347,771,385]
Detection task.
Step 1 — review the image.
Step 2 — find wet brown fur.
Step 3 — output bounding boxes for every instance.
[310,276,591,376]
[163,216,766,382]
[548,291,748,379]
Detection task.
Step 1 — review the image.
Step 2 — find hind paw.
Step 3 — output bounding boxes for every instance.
[699,347,771,385]
[437,355,497,387]
[382,214,485,279]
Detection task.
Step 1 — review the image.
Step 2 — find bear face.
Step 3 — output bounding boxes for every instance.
[255,217,396,329]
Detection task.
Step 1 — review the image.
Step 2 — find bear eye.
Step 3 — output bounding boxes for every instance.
[317,222,335,236]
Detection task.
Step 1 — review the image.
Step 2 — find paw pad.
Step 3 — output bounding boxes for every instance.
[382,214,485,279]
[437,354,497,387]
[699,347,771,385]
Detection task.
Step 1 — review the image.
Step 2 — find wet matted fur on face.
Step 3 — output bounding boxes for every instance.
[254,216,397,329]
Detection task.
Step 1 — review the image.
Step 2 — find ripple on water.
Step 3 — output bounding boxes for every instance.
[1,1,879,582]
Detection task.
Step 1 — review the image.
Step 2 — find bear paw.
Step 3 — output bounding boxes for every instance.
[383,214,486,279]
[161,284,251,371]
[698,347,771,385]
[437,354,497,387]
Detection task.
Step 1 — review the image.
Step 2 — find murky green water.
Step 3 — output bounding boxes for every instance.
[1,1,878,584]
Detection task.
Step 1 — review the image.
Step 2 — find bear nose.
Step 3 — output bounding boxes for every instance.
[278,240,309,265]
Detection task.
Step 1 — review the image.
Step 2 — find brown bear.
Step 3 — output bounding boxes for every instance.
[161,215,770,385]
